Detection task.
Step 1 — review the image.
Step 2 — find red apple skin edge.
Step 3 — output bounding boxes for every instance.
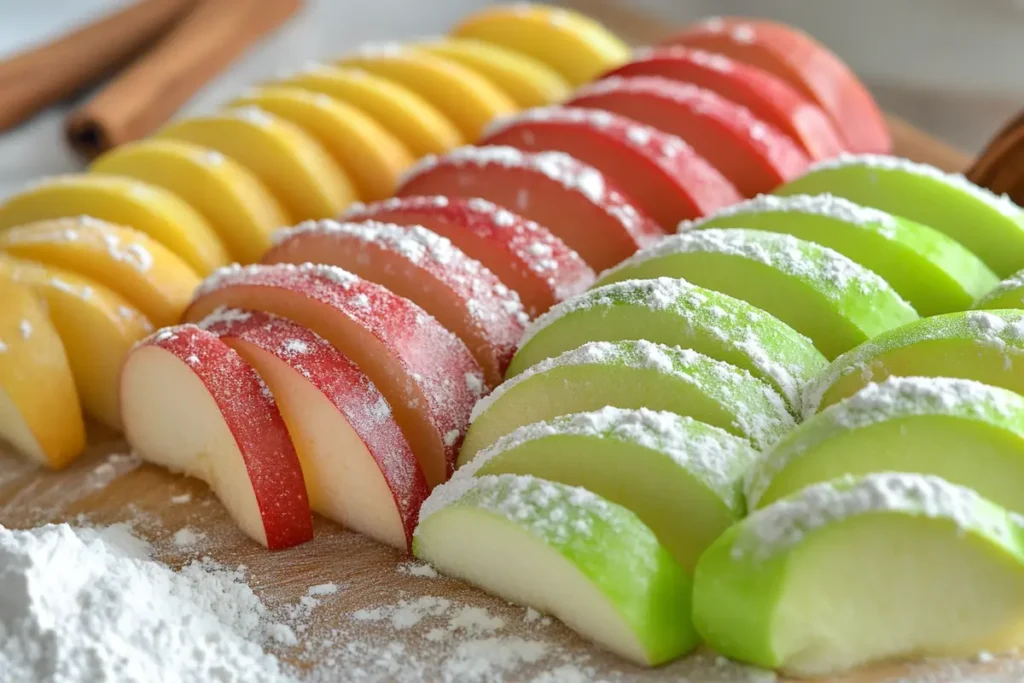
[121,324,313,550]
[200,307,428,550]
[340,195,596,317]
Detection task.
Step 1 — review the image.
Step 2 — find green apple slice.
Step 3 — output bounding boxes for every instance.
[458,340,793,466]
[748,376,1024,512]
[693,472,1024,678]
[596,228,918,360]
[413,473,699,666]
[458,407,757,570]
[507,277,826,413]
[803,309,1024,417]
[775,154,1024,277]
[679,193,998,316]
[975,268,1024,310]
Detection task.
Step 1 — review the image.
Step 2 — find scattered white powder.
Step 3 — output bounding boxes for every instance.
[398,561,439,578]
[169,493,192,504]
[18,319,32,339]
[977,268,1024,307]
[172,526,206,548]
[679,193,900,236]
[0,339,7,352]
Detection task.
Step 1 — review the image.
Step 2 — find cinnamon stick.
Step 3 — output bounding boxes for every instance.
[65,0,303,159]
[0,0,196,133]
[967,110,1024,204]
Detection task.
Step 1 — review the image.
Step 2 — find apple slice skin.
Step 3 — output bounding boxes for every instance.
[199,307,428,550]
[748,377,1024,512]
[803,309,1024,417]
[509,277,826,413]
[122,324,313,550]
[681,194,1000,316]
[600,47,846,160]
[340,195,595,316]
[776,154,1024,278]
[693,473,1024,677]
[975,269,1024,310]
[413,473,699,666]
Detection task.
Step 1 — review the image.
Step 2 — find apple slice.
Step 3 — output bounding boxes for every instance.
[568,77,810,197]
[183,263,484,488]
[598,228,919,360]
[681,194,999,316]
[509,277,826,413]
[976,269,1024,310]
[802,309,1024,418]
[264,220,528,387]
[121,324,313,549]
[748,377,1024,513]
[340,195,595,316]
[457,407,756,571]
[413,473,699,666]
[600,47,846,160]
[776,154,1024,278]
[480,106,741,229]
[662,17,890,154]
[459,340,793,466]
[396,145,661,271]
[693,472,1024,677]
[199,308,428,550]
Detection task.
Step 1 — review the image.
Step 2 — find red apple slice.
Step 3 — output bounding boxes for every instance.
[183,263,483,488]
[480,106,741,229]
[396,145,662,271]
[569,76,810,198]
[661,17,890,154]
[340,195,595,316]
[599,47,846,161]
[120,324,313,550]
[199,307,428,550]
[264,220,528,386]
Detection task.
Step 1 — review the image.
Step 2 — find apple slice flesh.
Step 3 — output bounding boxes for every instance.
[598,228,919,360]
[458,407,756,571]
[183,263,483,488]
[413,473,699,666]
[200,308,428,550]
[340,195,595,316]
[459,340,793,466]
[776,154,1024,277]
[121,324,313,549]
[510,277,825,413]
[802,309,1024,417]
[693,472,1024,677]
[975,269,1024,310]
[264,220,528,387]
[681,194,999,316]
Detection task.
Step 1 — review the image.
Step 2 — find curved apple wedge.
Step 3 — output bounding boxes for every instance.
[598,228,919,359]
[749,377,1024,513]
[510,277,826,412]
[693,473,1024,677]
[458,408,756,571]
[413,473,699,666]
[976,269,1024,310]
[183,263,483,488]
[200,308,428,550]
[802,309,1024,417]
[459,340,792,466]
[121,324,313,549]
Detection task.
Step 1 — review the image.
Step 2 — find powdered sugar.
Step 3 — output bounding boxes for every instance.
[3,216,155,273]
[977,268,1024,307]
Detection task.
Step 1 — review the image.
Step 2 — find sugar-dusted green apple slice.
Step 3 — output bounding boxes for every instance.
[693,472,1024,677]
[509,277,826,412]
[776,154,1024,277]
[748,376,1024,513]
[680,194,999,316]
[598,228,918,359]
[413,473,699,665]
[459,340,792,466]
[803,309,1024,417]
[976,268,1024,310]
[458,407,756,570]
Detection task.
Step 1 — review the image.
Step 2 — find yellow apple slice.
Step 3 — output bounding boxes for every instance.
[0,174,230,275]
[0,273,84,469]
[90,139,288,263]
[0,217,200,328]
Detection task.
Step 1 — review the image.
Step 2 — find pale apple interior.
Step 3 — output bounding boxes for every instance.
[0,388,45,462]
[771,515,1024,678]
[121,347,268,546]
[230,341,407,549]
[416,507,650,664]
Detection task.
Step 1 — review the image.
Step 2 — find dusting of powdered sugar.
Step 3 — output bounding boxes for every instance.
[976,268,1024,308]
[3,216,155,273]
